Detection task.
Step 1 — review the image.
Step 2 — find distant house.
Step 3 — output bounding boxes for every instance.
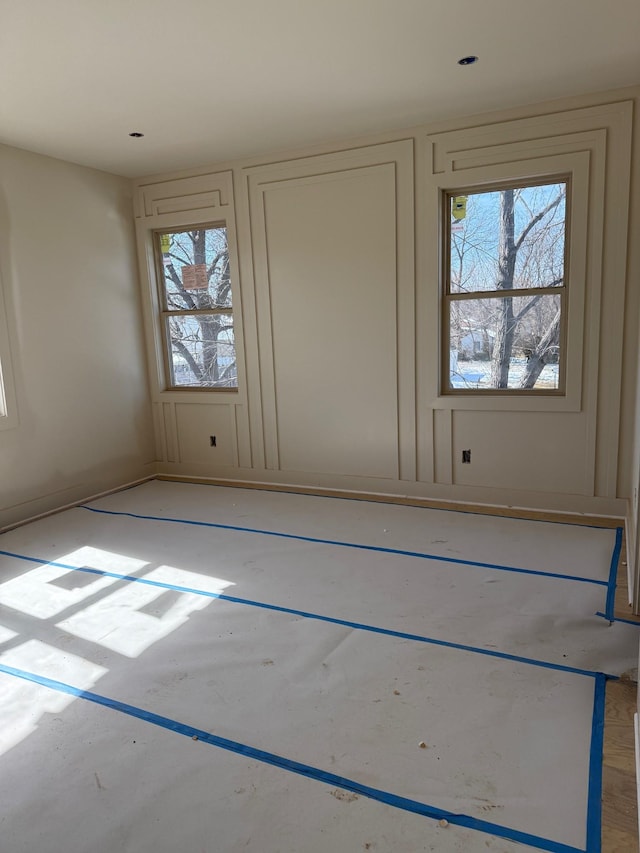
[459,329,495,360]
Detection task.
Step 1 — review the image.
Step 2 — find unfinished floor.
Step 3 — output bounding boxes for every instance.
[0,480,637,853]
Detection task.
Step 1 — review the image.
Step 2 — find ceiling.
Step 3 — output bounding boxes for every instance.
[1,0,639,178]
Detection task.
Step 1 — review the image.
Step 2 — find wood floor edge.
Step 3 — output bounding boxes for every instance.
[603,679,639,851]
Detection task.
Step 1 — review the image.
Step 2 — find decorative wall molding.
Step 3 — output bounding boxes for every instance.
[134,171,232,220]
[132,93,636,517]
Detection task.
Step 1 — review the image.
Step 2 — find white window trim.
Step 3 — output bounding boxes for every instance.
[136,216,247,407]
[441,175,570,398]
[430,150,591,413]
[153,223,238,393]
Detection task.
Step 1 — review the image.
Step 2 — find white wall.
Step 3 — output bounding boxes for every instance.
[134,88,639,518]
[0,144,155,528]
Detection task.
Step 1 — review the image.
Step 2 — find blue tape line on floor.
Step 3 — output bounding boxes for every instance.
[585,673,606,852]
[604,528,623,621]
[595,611,640,627]
[80,506,608,588]
[0,662,584,853]
[0,548,606,679]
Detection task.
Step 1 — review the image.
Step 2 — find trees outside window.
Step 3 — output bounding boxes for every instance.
[444,179,568,393]
[156,225,237,389]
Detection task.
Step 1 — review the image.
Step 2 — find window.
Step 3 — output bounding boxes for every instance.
[155,224,237,389]
[443,178,568,394]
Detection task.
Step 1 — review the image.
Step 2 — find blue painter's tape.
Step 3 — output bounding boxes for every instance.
[79,506,608,588]
[0,662,585,853]
[222,593,603,679]
[0,548,607,680]
[604,527,624,621]
[585,672,606,852]
[595,611,640,627]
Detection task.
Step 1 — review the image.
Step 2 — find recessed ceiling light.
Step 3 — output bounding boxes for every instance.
[457,56,478,66]
[129,131,144,138]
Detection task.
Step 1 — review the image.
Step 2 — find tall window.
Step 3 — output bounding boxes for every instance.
[156,224,237,389]
[443,179,568,393]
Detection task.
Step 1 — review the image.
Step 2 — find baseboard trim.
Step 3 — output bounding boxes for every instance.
[155,474,624,529]
[2,472,625,533]
[0,475,157,534]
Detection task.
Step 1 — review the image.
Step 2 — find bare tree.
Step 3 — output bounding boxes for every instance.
[490,190,517,387]
[488,186,565,388]
[518,307,561,387]
[449,195,501,369]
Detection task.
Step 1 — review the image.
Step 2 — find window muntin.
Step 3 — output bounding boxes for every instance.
[156,225,237,390]
[443,179,568,394]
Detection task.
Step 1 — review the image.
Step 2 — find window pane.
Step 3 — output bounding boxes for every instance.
[449,182,566,294]
[448,294,561,391]
[166,313,237,388]
[159,226,232,310]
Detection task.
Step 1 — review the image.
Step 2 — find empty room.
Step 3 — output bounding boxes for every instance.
[1,2,640,851]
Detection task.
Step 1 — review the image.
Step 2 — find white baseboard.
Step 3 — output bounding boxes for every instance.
[0,474,156,534]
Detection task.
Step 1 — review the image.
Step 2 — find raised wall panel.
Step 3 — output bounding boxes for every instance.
[175,403,235,467]
[163,403,178,463]
[452,411,588,495]
[264,168,396,478]
[247,141,414,480]
[152,403,166,462]
[433,410,452,485]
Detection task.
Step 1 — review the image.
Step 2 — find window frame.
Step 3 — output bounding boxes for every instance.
[441,174,572,397]
[152,221,239,393]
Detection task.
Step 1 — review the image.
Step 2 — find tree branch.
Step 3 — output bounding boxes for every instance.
[207,250,227,281]
[514,191,564,252]
[169,334,203,382]
[519,308,561,388]
[512,280,562,324]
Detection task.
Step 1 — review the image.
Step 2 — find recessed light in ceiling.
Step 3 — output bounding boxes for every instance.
[129,132,144,138]
[457,56,478,66]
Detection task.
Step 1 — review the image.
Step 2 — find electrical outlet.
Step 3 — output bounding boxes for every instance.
[210,435,217,447]
[462,449,471,464]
